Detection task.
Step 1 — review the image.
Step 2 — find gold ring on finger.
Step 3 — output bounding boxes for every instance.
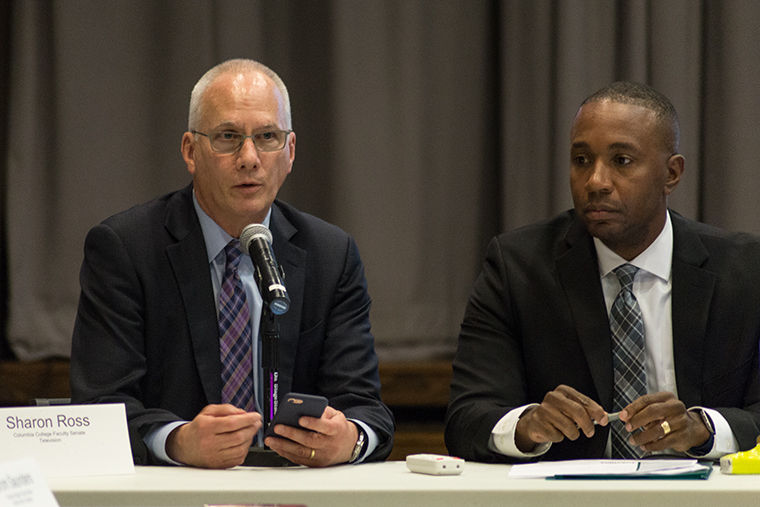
[660,420,671,436]
[309,448,316,460]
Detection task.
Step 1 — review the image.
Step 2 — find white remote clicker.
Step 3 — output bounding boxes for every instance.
[406,453,464,475]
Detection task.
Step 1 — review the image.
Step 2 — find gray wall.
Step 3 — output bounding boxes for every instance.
[3,0,760,360]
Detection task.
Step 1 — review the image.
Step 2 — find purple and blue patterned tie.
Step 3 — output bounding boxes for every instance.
[218,240,254,412]
[610,263,647,458]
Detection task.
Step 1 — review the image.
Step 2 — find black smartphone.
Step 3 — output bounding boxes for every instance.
[264,392,328,438]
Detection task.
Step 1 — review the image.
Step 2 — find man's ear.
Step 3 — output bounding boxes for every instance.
[664,153,685,196]
[181,132,196,176]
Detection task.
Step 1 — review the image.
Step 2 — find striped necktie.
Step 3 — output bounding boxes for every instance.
[218,240,254,411]
[610,263,647,458]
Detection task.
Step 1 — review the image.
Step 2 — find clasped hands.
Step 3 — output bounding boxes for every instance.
[166,403,358,469]
[514,385,711,455]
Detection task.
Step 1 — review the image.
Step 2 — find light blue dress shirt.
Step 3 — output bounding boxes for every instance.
[145,194,377,464]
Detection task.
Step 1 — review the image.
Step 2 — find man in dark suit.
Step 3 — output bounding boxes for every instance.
[445,81,760,462]
[70,59,394,468]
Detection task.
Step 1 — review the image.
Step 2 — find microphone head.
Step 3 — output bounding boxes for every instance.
[240,223,273,251]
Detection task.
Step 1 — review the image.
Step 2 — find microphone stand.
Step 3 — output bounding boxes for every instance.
[244,267,293,467]
[260,304,280,429]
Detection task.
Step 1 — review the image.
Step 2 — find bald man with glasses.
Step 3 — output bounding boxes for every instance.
[70,59,394,469]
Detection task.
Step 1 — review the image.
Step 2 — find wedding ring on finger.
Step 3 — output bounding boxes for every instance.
[309,448,316,460]
[661,420,671,436]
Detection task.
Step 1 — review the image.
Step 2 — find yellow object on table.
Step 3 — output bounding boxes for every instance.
[720,436,760,474]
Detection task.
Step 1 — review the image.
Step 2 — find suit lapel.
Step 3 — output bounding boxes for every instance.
[555,217,615,407]
[670,213,713,406]
[268,203,307,396]
[164,186,222,404]
[552,212,715,409]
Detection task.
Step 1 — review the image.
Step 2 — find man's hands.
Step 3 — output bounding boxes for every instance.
[166,404,261,469]
[165,404,364,469]
[514,386,711,454]
[515,385,608,452]
[265,405,359,467]
[621,392,711,453]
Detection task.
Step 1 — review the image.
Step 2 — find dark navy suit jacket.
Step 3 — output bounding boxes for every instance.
[70,184,394,464]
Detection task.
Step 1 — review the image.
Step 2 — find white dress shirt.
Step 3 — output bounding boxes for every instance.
[490,211,738,459]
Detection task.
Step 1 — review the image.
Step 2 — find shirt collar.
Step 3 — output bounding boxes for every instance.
[593,210,673,282]
[192,191,272,264]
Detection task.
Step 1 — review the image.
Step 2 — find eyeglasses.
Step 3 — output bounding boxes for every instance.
[191,128,292,154]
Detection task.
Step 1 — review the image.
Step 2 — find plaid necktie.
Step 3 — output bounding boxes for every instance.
[610,263,647,458]
[218,240,254,411]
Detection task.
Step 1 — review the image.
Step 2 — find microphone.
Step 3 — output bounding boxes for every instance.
[240,224,290,315]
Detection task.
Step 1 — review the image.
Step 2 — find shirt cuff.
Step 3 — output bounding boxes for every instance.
[685,407,738,460]
[143,420,187,465]
[347,419,378,464]
[489,404,552,458]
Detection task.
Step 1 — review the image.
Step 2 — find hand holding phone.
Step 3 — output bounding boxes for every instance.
[264,392,328,438]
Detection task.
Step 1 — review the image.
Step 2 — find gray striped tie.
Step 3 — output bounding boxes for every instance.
[610,263,647,458]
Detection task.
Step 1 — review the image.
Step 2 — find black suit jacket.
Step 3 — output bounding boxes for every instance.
[445,210,760,462]
[70,184,394,464]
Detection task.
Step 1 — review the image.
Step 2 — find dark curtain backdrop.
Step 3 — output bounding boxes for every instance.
[2,0,760,361]
[0,0,11,358]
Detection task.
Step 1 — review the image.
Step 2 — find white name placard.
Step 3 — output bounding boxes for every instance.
[0,458,59,506]
[0,404,134,477]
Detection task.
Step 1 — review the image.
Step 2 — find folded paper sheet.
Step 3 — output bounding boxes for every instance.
[508,459,712,480]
